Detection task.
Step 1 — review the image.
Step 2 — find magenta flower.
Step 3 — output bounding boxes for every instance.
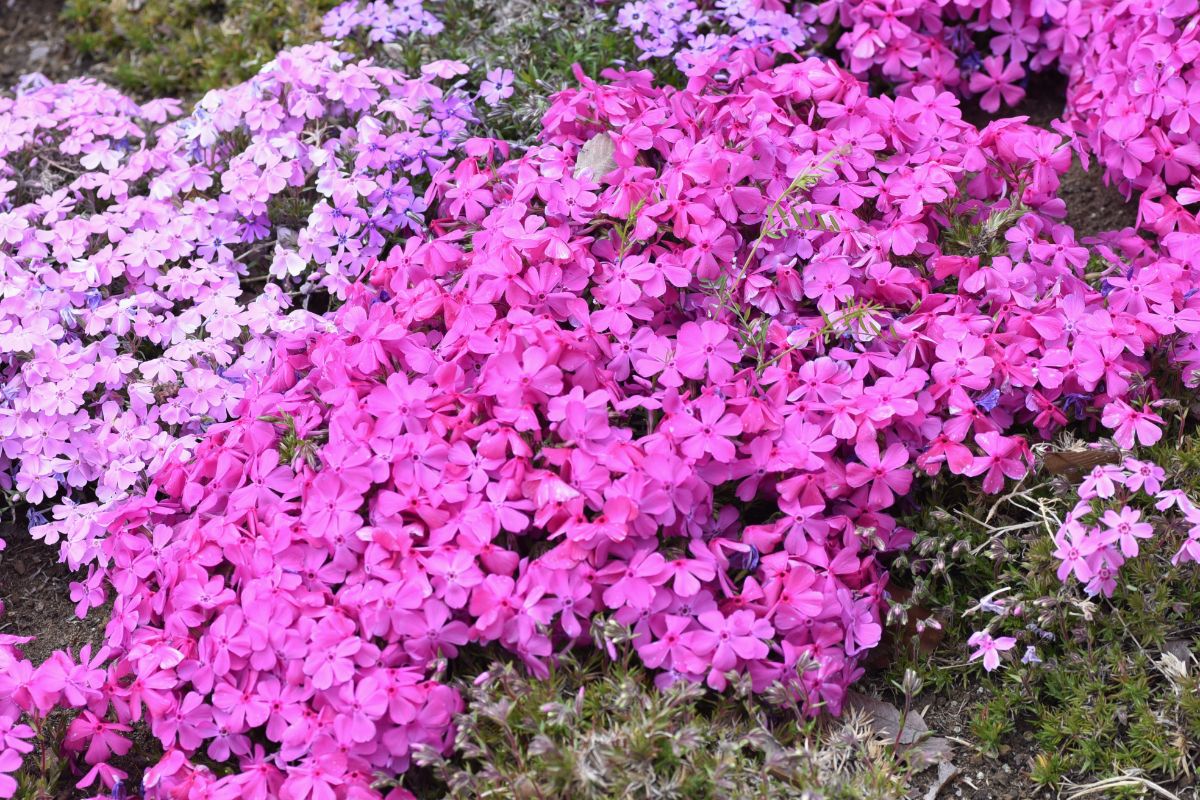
[964,433,1029,494]
[1099,506,1154,558]
[638,615,699,671]
[968,57,1025,112]
[333,677,389,744]
[1101,399,1164,448]
[63,711,132,765]
[1053,522,1097,583]
[674,395,744,463]
[675,321,742,383]
[846,439,912,509]
[11,28,1200,796]
[655,546,718,598]
[1122,459,1165,494]
[682,610,774,677]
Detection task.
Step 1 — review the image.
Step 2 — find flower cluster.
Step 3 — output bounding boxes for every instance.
[63,48,1200,795]
[965,455,1200,674]
[613,0,817,66]
[0,42,484,565]
[819,0,1089,112]
[1079,217,1200,390]
[9,0,1200,793]
[0,73,306,564]
[1053,457,1200,598]
[321,0,444,42]
[609,0,1084,112]
[606,0,1200,195]
[1062,0,1200,197]
[0,635,136,796]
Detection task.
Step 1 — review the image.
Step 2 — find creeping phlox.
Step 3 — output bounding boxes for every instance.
[967,457,1200,673]
[322,0,445,42]
[613,0,818,65]
[1055,458,1200,597]
[1062,0,1200,199]
[0,40,485,568]
[611,0,1081,108]
[0,48,1184,797]
[608,0,1200,203]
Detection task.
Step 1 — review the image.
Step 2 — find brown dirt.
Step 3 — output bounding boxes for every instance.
[0,524,106,664]
[910,691,1049,800]
[0,0,89,88]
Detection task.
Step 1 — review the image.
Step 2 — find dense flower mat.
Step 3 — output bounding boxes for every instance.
[611,0,1200,200]
[0,43,479,568]
[3,0,1200,797]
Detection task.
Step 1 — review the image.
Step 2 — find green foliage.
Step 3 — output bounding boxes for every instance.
[886,427,1200,793]
[9,714,71,800]
[260,411,325,469]
[62,0,339,98]
[376,0,662,143]
[395,650,908,800]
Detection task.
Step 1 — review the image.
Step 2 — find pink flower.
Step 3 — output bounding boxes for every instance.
[968,57,1025,113]
[427,550,484,609]
[638,615,700,671]
[967,631,1017,671]
[654,546,718,598]
[1078,466,1124,504]
[674,395,744,463]
[281,754,346,800]
[1122,459,1165,494]
[333,677,388,744]
[1101,399,1164,448]
[682,610,774,678]
[932,337,994,393]
[675,321,741,383]
[0,748,23,797]
[846,439,912,509]
[63,711,132,764]
[1100,506,1154,558]
[1052,522,1097,583]
[964,432,1028,494]
[303,474,365,539]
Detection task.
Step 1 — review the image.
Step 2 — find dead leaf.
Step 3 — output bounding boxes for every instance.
[923,761,960,800]
[1041,447,1120,477]
[1164,638,1192,663]
[844,691,927,745]
[844,691,954,770]
[909,736,954,770]
[573,133,617,181]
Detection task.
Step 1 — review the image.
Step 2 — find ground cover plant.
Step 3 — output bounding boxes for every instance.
[3,0,1200,798]
[608,0,1200,211]
[0,32,487,569]
[60,0,346,97]
[882,427,1200,796]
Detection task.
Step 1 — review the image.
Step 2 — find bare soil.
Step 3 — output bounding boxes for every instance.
[0,0,89,88]
[0,524,105,664]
